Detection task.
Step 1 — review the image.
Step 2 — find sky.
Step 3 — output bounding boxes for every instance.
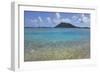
[24,11,90,27]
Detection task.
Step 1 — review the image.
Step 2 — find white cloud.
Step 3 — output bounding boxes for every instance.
[28,18,39,27]
[74,14,90,25]
[38,16,43,22]
[38,16,44,27]
[73,14,90,27]
[30,19,38,23]
[56,13,61,19]
[61,18,71,23]
[72,15,78,20]
[76,18,82,23]
[81,14,89,23]
[78,18,82,22]
[47,17,52,23]
[54,13,73,25]
[53,18,71,25]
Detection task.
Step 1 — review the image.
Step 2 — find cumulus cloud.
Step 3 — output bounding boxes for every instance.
[78,18,82,22]
[26,18,39,27]
[53,18,72,25]
[56,13,61,19]
[47,17,52,23]
[72,14,90,25]
[72,15,78,20]
[73,14,90,27]
[61,18,71,23]
[38,16,43,22]
[53,12,72,24]
[81,14,90,23]
[30,19,38,23]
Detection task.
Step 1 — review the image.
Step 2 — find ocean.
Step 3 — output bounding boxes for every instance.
[24,28,90,61]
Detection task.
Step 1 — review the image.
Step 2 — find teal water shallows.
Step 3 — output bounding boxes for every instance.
[24,28,90,61]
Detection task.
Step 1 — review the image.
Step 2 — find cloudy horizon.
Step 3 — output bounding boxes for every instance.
[24,11,90,28]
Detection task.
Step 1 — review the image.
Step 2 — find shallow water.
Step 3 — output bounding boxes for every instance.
[24,28,90,61]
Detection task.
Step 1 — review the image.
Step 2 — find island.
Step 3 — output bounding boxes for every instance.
[55,22,90,29]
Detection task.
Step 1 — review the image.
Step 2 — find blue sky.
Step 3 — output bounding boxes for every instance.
[24,11,90,27]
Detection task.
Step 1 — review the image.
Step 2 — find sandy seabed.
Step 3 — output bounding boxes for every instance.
[24,40,90,61]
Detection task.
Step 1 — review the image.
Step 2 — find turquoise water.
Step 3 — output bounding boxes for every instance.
[24,28,90,61]
[24,28,90,42]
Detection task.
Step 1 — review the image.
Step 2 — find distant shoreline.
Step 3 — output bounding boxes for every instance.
[24,22,90,29]
[24,27,90,29]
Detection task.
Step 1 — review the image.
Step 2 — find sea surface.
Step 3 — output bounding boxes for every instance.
[24,28,90,61]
